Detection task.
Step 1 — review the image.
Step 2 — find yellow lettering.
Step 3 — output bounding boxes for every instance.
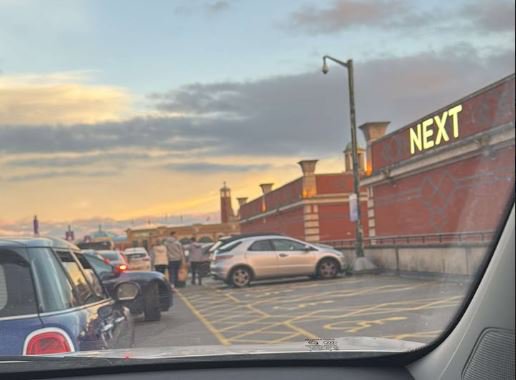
[422,118,434,150]
[434,111,449,145]
[448,104,462,138]
[410,124,422,154]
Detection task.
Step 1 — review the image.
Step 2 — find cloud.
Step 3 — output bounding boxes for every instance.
[462,0,515,33]
[163,162,270,173]
[5,151,157,168]
[0,72,132,126]
[206,1,230,14]
[288,0,407,34]
[286,0,514,35]
[2,169,118,182]
[1,45,513,164]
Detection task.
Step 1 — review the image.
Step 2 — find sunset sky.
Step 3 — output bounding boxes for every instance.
[0,0,514,237]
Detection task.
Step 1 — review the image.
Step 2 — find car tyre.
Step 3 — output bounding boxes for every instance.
[317,258,339,280]
[143,282,161,321]
[230,266,252,288]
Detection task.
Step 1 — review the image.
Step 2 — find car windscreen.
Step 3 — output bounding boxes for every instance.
[0,0,514,370]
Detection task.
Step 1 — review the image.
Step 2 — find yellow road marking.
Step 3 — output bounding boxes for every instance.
[324,316,407,332]
[384,330,442,340]
[176,289,231,346]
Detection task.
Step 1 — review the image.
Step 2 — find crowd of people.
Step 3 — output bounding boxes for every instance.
[148,231,210,287]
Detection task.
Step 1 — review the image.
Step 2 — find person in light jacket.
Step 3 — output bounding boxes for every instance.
[164,232,185,287]
[150,240,168,275]
[188,237,205,285]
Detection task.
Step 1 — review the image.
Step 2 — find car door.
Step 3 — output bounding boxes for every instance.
[271,238,316,276]
[245,239,279,279]
[40,249,132,351]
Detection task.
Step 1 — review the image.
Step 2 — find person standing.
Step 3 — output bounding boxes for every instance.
[150,240,168,275]
[188,237,204,285]
[164,231,185,287]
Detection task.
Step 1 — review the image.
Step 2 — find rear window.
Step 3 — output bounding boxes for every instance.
[0,249,37,318]
[99,251,121,261]
[217,241,243,253]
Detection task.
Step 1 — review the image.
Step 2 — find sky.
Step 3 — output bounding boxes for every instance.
[0,0,514,237]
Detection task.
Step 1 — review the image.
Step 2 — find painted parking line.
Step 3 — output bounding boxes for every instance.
[177,276,466,345]
[175,289,231,346]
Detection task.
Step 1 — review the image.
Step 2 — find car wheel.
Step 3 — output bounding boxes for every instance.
[143,282,161,321]
[230,266,252,288]
[317,258,339,280]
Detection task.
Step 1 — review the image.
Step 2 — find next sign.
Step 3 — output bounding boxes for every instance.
[409,104,463,155]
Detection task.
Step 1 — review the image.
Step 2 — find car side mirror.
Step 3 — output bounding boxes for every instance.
[303,246,313,252]
[114,282,140,302]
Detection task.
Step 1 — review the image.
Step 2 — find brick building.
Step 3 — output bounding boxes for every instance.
[362,74,515,238]
[239,148,369,242]
[239,74,514,243]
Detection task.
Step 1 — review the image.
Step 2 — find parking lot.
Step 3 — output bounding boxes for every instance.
[134,274,467,348]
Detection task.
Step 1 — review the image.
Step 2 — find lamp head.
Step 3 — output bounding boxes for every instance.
[322,58,329,74]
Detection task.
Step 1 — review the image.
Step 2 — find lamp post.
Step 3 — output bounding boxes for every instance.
[322,55,364,258]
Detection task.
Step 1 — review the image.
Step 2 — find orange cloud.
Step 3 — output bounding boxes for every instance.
[0,72,132,125]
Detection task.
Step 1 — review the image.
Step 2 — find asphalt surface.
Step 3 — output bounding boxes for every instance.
[134,274,468,348]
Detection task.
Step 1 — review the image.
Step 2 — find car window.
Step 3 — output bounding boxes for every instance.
[55,250,99,305]
[0,249,37,318]
[217,241,243,253]
[75,254,108,299]
[271,239,306,251]
[29,248,78,312]
[248,240,274,252]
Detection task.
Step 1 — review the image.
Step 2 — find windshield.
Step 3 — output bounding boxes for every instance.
[0,0,514,370]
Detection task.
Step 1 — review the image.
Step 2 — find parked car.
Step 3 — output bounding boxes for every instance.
[96,250,128,272]
[80,252,173,321]
[0,237,137,356]
[123,247,152,271]
[210,235,348,287]
[207,232,283,260]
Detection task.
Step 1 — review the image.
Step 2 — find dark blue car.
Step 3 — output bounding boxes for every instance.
[80,252,173,321]
[0,237,137,356]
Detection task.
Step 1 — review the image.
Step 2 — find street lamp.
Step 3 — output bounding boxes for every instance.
[322,55,364,258]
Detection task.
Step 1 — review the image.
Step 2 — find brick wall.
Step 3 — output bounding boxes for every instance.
[318,202,369,241]
[373,145,514,235]
[240,206,305,239]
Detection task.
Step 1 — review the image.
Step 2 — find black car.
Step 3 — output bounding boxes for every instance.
[81,252,173,322]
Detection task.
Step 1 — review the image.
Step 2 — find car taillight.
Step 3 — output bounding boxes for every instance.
[25,331,73,355]
[116,264,128,272]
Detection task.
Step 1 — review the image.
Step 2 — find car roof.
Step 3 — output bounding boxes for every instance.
[218,232,282,244]
[0,236,79,250]
[226,235,293,244]
[124,247,147,253]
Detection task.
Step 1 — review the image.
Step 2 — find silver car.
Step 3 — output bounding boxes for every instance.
[210,235,347,287]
